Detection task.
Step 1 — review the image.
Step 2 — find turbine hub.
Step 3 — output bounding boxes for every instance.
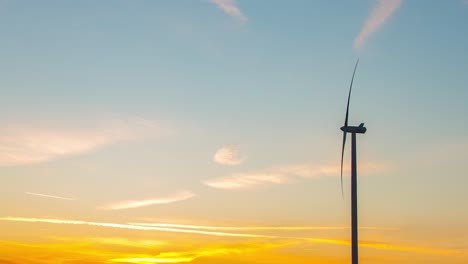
[341,124,367,134]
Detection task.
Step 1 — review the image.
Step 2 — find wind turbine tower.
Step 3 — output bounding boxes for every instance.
[340,60,366,264]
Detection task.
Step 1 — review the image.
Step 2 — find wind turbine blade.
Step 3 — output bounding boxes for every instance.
[341,59,359,197]
[344,59,359,128]
[341,131,347,197]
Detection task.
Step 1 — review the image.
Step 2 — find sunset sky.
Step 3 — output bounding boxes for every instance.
[1,0,468,263]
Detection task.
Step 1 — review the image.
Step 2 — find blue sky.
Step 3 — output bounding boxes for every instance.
[0,1,467,263]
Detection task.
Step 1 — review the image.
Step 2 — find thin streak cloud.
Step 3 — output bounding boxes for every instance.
[0,217,272,238]
[204,162,385,190]
[0,128,116,166]
[213,145,245,166]
[99,191,196,210]
[209,0,248,23]
[306,238,459,255]
[0,217,458,255]
[204,172,289,190]
[0,118,163,166]
[354,0,402,49]
[25,192,76,201]
[130,222,397,231]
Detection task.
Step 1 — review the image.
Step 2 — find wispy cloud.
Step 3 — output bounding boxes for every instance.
[130,222,397,231]
[275,162,385,178]
[204,162,385,190]
[0,127,115,166]
[213,145,245,166]
[204,172,288,190]
[99,191,196,210]
[305,238,459,255]
[354,0,403,49]
[25,192,76,201]
[0,217,458,255]
[0,217,272,238]
[209,0,248,24]
[0,118,162,166]
[0,217,395,241]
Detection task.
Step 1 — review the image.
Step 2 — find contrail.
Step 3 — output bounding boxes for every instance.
[0,217,272,238]
[25,192,76,201]
[130,222,397,231]
[0,217,458,255]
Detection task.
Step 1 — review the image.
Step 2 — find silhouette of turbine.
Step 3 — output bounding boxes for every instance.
[340,60,366,264]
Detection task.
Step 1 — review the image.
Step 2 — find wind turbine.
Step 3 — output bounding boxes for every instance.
[340,60,366,264]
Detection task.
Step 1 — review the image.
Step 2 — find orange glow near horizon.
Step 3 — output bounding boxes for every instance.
[0,216,466,264]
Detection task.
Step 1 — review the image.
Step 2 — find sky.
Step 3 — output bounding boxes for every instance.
[0,0,467,263]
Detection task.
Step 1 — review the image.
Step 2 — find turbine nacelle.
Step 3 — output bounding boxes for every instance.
[340,123,367,134]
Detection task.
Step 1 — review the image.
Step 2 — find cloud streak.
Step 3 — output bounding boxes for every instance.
[130,222,397,231]
[0,118,162,166]
[204,162,385,190]
[209,0,248,24]
[354,0,402,49]
[0,128,115,166]
[0,217,273,238]
[25,192,76,201]
[204,172,288,190]
[0,217,458,255]
[305,238,459,255]
[99,191,196,210]
[213,145,245,166]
